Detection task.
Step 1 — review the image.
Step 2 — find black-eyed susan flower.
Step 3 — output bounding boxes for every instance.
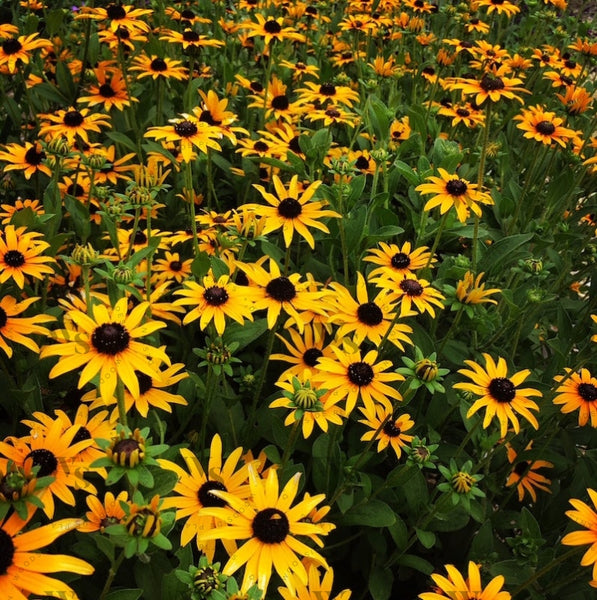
[197,465,334,595]
[159,28,225,51]
[76,2,152,33]
[476,0,520,16]
[556,85,593,115]
[454,353,542,437]
[553,368,597,427]
[158,435,251,561]
[145,109,222,162]
[419,561,510,600]
[245,175,340,249]
[237,259,327,333]
[174,272,253,335]
[562,488,597,586]
[448,72,527,105]
[327,273,412,349]
[415,168,494,223]
[83,360,188,419]
[376,274,445,318]
[315,341,403,415]
[270,371,345,439]
[0,142,52,179]
[0,32,51,73]
[0,225,55,289]
[39,107,111,145]
[0,418,96,518]
[78,490,129,533]
[305,105,359,127]
[359,397,414,460]
[506,442,553,502]
[271,324,330,378]
[514,105,576,147]
[0,511,94,599]
[242,14,306,45]
[0,199,44,224]
[0,295,53,358]
[41,297,169,404]
[438,459,485,510]
[296,81,360,108]
[249,76,303,124]
[455,271,501,306]
[438,103,485,128]
[78,66,134,112]
[153,251,193,284]
[130,54,188,81]
[364,242,436,280]
[278,563,352,600]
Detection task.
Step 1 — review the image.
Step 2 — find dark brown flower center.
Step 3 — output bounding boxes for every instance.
[357,302,384,326]
[578,383,597,402]
[3,250,25,267]
[347,361,374,386]
[181,9,195,19]
[250,81,264,92]
[150,57,167,71]
[99,83,116,98]
[564,59,576,69]
[263,20,282,34]
[456,108,471,117]
[383,420,402,437]
[0,529,15,576]
[319,83,337,96]
[169,260,182,272]
[182,30,200,42]
[0,307,6,329]
[480,74,505,92]
[303,347,323,367]
[107,4,126,19]
[446,179,468,196]
[2,38,22,54]
[289,136,302,154]
[252,508,289,543]
[91,323,130,355]
[391,252,411,269]
[199,110,220,125]
[136,371,153,394]
[71,426,92,445]
[112,438,141,459]
[25,448,58,477]
[67,183,85,197]
[422,66,435,76]
[399,279,423,297]
[132,230,147,245]
[254,141,269,152]
[488,377,515,403]
[63,110,85,127]
[325,108,341,118]
[535,120,555,135]
[203,285,229,306]
[174,120,198,137]
[513,461,530,476]
[25,145,46,165]
[278,197,302,218]
[355,156,370,170]
[271,95,290,110]
[198,480,228,507]
[266,276,296,302]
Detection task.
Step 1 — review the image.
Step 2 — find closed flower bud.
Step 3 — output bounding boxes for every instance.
[415,358,439,382]
[71,243,99,267]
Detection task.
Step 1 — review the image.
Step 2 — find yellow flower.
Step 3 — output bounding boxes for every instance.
[456,271,500,305]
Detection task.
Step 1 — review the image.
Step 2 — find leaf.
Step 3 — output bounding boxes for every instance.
[477,233,534,276]
[341,499,396,527]
[369,566,394,600]
[191,252,211,279]
[415,528,436,549]
[223,319,268,351]
[396,554,434,575]
[106,131,139,153]
[490,559,534,585]
[63,195,91,242]
[521,507,542,540]
[470,520,494,558]
[210,256,229,279]
[388,516,408,550]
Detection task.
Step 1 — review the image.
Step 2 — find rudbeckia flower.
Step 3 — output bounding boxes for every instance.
[0,142,52,179]
[454,353,542,437]
[553,368,597,427]
[514,104,576,147]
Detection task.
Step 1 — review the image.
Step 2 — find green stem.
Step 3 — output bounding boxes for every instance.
[453,420,481,460]
[473,101,492,270]
[116,378,127,428]
[426,210,450,268]
[280,420,301,470]
[438,306,464,355]
[184,161,200,257]
[511,547,583,597]
[200,367,218,456]
[99,550,126,600]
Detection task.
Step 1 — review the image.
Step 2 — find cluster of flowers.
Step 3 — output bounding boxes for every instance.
[0,0,596,598]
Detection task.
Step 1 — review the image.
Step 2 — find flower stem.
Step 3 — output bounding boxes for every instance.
[280,420,301,470]
[99,550,126,600]
[116,377,127,428]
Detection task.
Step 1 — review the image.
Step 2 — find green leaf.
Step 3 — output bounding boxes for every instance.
[490,559,534,585]
[137,466,154,488]
[470,520,494,558]
[106,131,139,154]
[63,195,91,242]
[415,528,436,549]
[341,499,396,527]
[210,256,229,279]
[369,566,394,600]
[223,319,268,351]
[521,507,542,540]
[396,554,434,574]
[388,516,408,550]
[477,233,534,276]
[105,589,143,600]
[191,252,211,279]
